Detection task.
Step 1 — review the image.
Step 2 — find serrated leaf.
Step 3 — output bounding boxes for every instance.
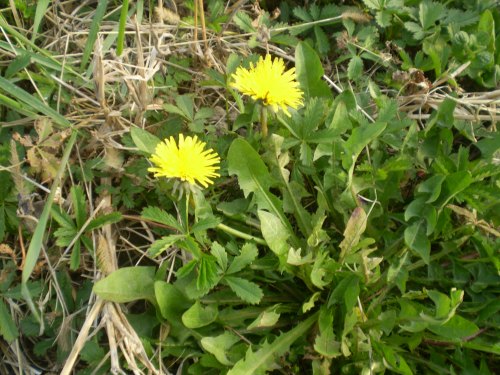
[302,292,321,313]
[0,298,18,342]
[148,235,185,257]
[419,1,445,30]
[211,241,228,271]
[228,312,317,375]
[141,206,183,232]
[347,56,363,81]
[233,11,256,32]
[362,0,382,10]
[93,266,156,303]
[130,126,161,154]
[292,7,313,22]
[197,255,219,294]
[375,10,392,28]
[191,216,221,233]
[86,212,122,232]
[174,95,194,120]
[314,307,340,358]
[227,243,258,274]
[224,276,263,304]
[314,26,330,55]
[404,21,425,40]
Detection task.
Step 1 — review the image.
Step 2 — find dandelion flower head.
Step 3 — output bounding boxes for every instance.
[230,54,304,116]
[148,134,220,188]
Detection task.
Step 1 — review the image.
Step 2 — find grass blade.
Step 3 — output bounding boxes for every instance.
[116,0,129,56]
[21,130,78,327]
[0,76,71,128]
[31,0,51,42]
[80,0,108,70]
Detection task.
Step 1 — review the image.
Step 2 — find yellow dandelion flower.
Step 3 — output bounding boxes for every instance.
[148,134,220,188]
[230,54,304,116]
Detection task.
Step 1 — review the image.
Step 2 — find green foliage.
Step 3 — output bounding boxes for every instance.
[1,0,499,374]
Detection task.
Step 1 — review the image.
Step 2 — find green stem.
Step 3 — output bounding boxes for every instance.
[260,105,268,138]
[185,189,190,234]
[216,223,267,245]
[117,0,129,56]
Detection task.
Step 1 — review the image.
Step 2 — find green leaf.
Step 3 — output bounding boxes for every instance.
[419,1,445,30]
[287,248,314,266]
[0,206,5,243]
[211,242,228,271]
[247,306,280,329]
[233,11,256,32]
[175,95,194,120]
[201,332,240,366]
[347,56,363,81]
[5,52,31,79]
[228,139,292,236]
[148,235,185,257]
[342,122,386,170]
[258,210,290,257]
[295,42,332,99]
[329,101,352,136]
[404,22,425,40]
[381,344,413,375]
[404,221,430,264]
[327,274,360,311]
[80,0,108,69]
[302,292,321,313]
[197,255,220,294]
[428,315,479,340]
[227,242,258,274]
[227,139,273,198]
[86,212,122,232]
[339,207,367,262]
[31,0,51,42]
[154,281,190,324]
[439,171,473,208]
[362,0,382,10]
[70,186,87,229]
[0,76,71,128]
[130,126,161,155]
[93,266,156,303]
[0,298,18,342]
[224,276,263,305]
[314,26,330,55]
[141,206,183,232]
[417,175,446,203]
[314,307,340,358]
[22,130,78,325]
[51,206,76,230]
[70,240,81,271]
[293,6,313,22]
[228,312,318,375]
[182,301,218,328]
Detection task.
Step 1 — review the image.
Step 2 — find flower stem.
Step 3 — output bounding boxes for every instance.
[260,105,268,138]
[185,189,190,234]
[216,223,267,245]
